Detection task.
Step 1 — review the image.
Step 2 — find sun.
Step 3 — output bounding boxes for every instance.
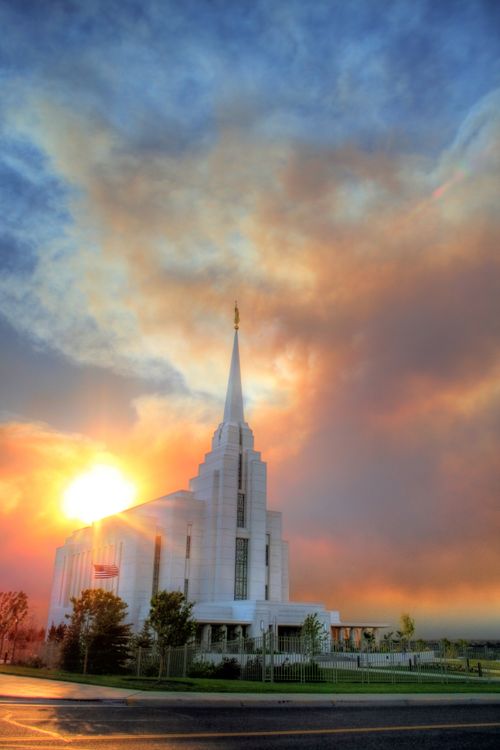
[62,464,137,524]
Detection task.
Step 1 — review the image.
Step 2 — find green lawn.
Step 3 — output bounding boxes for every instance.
[1,665,500,694]
[453,658,500,673]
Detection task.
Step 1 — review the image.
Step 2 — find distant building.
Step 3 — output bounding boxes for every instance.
[47,310,385,644]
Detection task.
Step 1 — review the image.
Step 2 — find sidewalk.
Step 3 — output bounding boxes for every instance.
[2,673,500,707]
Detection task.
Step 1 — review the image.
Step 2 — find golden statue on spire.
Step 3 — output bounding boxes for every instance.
[234,300,240,330]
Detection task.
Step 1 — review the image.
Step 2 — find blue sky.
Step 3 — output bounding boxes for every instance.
[1,0,500,636]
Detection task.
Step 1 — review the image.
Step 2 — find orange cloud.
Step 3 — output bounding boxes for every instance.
[2,90,500,637]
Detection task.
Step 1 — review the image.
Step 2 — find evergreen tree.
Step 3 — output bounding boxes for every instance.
[131,618,154,650]
[48,623,67,643]
[60,619,82,672]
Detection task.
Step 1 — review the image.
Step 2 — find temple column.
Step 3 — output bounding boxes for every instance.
[201,624,212,649]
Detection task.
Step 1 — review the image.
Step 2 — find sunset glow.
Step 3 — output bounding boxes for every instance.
[1,0,500,638]
[62,465,136,525]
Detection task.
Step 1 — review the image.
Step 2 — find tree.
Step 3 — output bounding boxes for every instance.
[47,622,67,643]
[0,591,28,660]
[61,616,84,673]
[300,613,327,658]
[415,639,427,653]
[380,631,394,652]
[362,629,376,651]
[399,613,416,640]
[396,613,415,651]
[131,618,154,650]
[148,591,195,678]
[440,638,457,658]
[61,589,132,674]
[7,616,45,664]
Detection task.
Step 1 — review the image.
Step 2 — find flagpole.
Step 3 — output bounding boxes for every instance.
[116,541,123,597]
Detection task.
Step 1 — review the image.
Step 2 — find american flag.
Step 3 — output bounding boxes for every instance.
[93,563,119,579]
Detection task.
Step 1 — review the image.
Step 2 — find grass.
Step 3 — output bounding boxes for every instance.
[2,665,500,694]
[454,658,500,673]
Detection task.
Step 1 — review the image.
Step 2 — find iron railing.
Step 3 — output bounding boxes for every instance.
[130,636,500,684]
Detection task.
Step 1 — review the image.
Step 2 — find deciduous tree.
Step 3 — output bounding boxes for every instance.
[61,589,132,674]
[300,613,327,658]
[396,612,416,651]
[399,613,416,640]
[148,591,195,677]
[0,591,28,660]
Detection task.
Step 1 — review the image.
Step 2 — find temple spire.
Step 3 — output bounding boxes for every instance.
[223,303,244,424]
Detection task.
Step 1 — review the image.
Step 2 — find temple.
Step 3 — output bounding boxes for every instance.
[47,307,385,645]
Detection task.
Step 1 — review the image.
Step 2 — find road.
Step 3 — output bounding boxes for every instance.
[1,702,500,749]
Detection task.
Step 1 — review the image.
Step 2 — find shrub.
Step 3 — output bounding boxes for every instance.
[271,660,323,682]
[213,657,241,679]
[241,656,262,680]
[271,663,294,681]
[14,656,46,669]
[187,657,241,679]
[187,659,216,678]
[304,660,322,681]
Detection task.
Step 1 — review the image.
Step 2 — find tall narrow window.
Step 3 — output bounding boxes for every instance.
[185,524,192,559]
[265,534,270,600]
[238,452,243,490]
[234,538,248,600]
[237,492,246,527]
[184,578,189,598]
[152,534,162,595]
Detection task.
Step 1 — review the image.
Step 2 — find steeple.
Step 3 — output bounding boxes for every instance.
[223,302,244,424]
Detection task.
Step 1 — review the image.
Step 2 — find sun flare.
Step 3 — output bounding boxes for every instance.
[62,464,136,524]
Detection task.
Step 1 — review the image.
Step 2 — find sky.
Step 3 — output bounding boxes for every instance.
[1,0,500,639]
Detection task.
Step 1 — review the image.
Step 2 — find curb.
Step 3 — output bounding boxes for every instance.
[0,698,128,705]
[3,692,500,708]
[124,693,500,708]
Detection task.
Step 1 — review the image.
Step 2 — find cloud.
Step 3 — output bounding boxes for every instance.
[1,0,500,637]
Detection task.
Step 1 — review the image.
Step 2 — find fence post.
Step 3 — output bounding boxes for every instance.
[300,637,305,683]
[269,631,274,683]
[166,647,171,678]
[136,646,142,677]
[83,642,89,675]
[183,643,188,677]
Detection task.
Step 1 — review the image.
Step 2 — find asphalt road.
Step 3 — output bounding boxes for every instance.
[1,702,500,749]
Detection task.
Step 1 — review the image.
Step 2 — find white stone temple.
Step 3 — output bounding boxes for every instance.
[47,309,385,643]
